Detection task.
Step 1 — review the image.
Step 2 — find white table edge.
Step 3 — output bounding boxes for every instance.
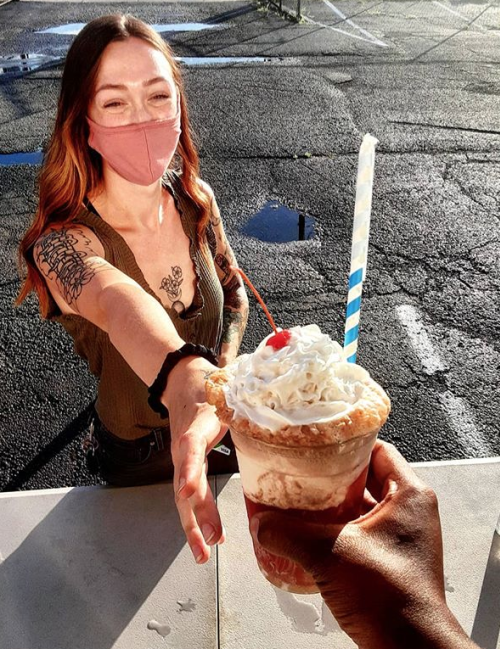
[0,457,498,499]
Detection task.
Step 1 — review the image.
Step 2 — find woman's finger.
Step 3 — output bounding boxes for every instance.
[176,429,207,499]
[173,460,210,563]
[176,493,211,563]
[188,465,224,546]
[175,406,225,494]
[206,423,229,454]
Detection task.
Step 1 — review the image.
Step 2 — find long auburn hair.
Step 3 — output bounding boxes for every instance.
[16,14,212,318]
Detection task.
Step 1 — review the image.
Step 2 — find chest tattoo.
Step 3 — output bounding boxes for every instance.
[160,265,186,313]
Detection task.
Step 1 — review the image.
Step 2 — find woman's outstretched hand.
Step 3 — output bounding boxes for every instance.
[252,440,477,649]
[164,356,228,564]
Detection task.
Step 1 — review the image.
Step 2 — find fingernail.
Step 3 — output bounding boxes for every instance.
[177,478,186,496]
[250,517,259,538]
[193,545,204,564]
[202,524,216,544]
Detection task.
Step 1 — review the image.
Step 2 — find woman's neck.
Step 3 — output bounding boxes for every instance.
[89,164,167,232]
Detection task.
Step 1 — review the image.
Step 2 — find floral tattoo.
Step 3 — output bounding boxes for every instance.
[160,266,186,313]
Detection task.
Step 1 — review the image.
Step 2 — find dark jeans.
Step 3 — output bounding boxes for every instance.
[83,408,238,487]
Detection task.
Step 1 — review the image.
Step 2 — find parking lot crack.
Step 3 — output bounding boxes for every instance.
[450,176,492,212]
[370,242,496,292]
[387,119,500,137]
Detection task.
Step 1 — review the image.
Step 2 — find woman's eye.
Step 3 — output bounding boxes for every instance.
[104,101,124,108]
[151,94,170,101]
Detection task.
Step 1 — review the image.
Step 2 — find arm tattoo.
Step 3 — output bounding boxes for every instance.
[215,251,241,290]
[215,250,244,310]
[209,219,248,354]
[214,251,232,283]
[34,228,102,305]
[222,310,243,344]
[209,195,221,227]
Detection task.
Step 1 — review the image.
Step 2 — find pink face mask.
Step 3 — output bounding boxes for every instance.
[87,98,181,186]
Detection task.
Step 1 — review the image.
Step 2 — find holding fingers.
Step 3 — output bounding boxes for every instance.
[253,441,474,649]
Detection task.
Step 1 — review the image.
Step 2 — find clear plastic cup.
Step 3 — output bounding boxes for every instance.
[230,427,379,594]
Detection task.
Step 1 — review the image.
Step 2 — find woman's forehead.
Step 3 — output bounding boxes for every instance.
[96,38,175,88]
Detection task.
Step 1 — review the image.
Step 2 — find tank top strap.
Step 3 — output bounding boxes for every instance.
[164,169,201,242]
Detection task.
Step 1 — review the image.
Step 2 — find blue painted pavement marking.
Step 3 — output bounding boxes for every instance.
[0,151,43,166]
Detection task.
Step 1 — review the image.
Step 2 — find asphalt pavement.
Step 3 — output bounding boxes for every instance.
[0,0,499,490]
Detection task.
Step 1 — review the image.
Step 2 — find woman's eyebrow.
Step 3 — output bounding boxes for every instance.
[96,77,172,94]
[144,76,171,88]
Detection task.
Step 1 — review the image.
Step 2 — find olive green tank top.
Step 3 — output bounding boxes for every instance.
[46,170,224,439]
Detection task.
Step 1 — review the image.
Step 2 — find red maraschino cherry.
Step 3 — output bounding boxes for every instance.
[232,266,291,350]
[266,329,292,350]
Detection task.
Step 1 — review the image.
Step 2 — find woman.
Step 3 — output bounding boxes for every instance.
[16,14,249,564]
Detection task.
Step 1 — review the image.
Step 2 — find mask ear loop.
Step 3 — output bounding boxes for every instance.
[175,87,181,117]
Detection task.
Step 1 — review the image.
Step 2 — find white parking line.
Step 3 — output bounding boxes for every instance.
[280,2,388,47]
[396,304,446,375]
[438,391,492,455]
[396,304,492,456]
[177,56,267,65]
[297,13,386,45]
[321,0,389,48]
[36,22,221,35]
[432,1,500,38]
[433,1,470,22]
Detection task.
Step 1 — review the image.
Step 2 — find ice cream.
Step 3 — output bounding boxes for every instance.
[206,323,391,593]
[207,324,390,447]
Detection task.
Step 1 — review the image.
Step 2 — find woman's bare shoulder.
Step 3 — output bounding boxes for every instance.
[195,176,215,198]
[35,222,106,260]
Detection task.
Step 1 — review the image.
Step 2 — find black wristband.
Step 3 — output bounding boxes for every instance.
[148,343,218,419]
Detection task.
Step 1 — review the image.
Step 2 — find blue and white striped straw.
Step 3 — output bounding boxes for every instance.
[344,134,378,364]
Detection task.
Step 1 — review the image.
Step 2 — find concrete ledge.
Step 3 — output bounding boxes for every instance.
[0,481,217,649]
[1,461,498,648]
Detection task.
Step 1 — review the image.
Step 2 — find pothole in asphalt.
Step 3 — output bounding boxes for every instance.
[0,53,61,75]
[241,200,315,243]
[0,151,43,166]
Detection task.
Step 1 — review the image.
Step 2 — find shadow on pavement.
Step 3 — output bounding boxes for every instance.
[207,3,256,25]
[1,400,95,492]
[471,527,500,649]
[0,484,187,649]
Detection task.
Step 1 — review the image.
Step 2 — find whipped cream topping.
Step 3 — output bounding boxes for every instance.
[223,324,373,432]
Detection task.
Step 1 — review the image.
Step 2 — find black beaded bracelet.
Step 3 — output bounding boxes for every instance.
[148,343,218,419]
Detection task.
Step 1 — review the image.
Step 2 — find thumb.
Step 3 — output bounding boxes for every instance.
[206,423,228,453]
[251,511,343,578]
